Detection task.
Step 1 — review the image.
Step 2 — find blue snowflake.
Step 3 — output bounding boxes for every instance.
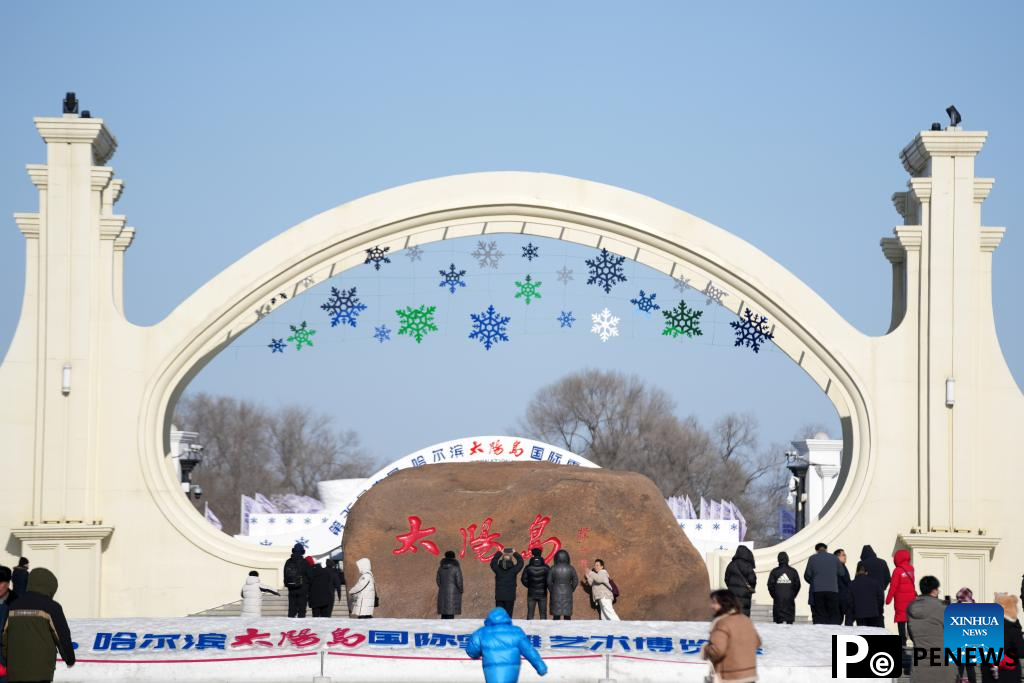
[729,308,775,353]
[713,522,721,530]
[295,536,309,547]
[404,245,423,262]
[321,286,368,328]
[268,338,286,353]
[438,263,467,294]
[373,325,392,343]
[585,248,628,293]
[630,289,661,313]
[557,311,576,328]
[468,304,511,350]
[259,539,273,547]
[364,245,391,270]
[522,242,540,261]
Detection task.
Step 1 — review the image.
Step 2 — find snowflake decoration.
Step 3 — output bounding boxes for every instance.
[438,263,467,294]
[295,536,310,547]
[468,304,511,350]
[703,280,728,306]
[630,289,661,313]
[320,286,367,328]
[713,522,721,530]
[285,518,294,525]
[396,305,439,343]
[259,539,273,547]
[661,300,704,339]
[364,245,392,271]
[514,274,542,304]
[730,308,775,353]
[286,321,316,350]
[471,240,504,269]
[556,266,574,284]
[373,325,392,343]
[522,242,540,261]
[585,248,628,293]
[590,308,620,342]
[404,245,423,262]
[673,276,692,293]
[268,338,286,353]
[557,311,576,328]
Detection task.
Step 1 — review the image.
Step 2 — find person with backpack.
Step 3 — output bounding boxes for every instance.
[520,548,550,620]
[724,546,757,617]
[584,559,619,621]
[466,607,548,683]
[886,549,917,646]
[547,549,578,621]
[348,557,376,618]
[436,551,464,619]
[766,551,801,624]
[0,567,75,683]
[240,570,280,619]
[490,548,524,617]
[283,543,309,618]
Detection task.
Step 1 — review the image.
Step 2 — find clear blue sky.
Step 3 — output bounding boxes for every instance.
[2,3,1022,467]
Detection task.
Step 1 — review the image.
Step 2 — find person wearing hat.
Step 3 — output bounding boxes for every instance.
[283,543,310,618]
[490,547,524,617]
[1,567,75,682]
[437,551,464,619]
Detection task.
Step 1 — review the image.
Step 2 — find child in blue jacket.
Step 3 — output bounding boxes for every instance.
[467,607,548,683]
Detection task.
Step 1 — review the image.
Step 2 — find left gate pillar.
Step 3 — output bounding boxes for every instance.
[4,112,125,616]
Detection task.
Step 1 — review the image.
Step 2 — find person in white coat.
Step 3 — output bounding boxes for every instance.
[240,571,280,618]
[348,558,376,618]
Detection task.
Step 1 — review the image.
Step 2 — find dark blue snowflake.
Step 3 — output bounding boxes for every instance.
[364,245,391,270]
[468,304,511,350]
[729,308,775,353]
[259,539,273,546]
[295,536,309,547]
[522,242,540,261]
[630,289,661,313]
[268,338,286,353]
[321,286,368,328]
[438,263,467,294]
[585,248,628,293]
[373,325,392,343]
[557,311,576,328]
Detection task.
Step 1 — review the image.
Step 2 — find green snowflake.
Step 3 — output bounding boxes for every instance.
[514,274,542,305]
[661,300,703,339]
[396,305,439,343]
[286,321,317,350]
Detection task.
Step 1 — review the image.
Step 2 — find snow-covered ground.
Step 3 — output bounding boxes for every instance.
[53,617,892,682]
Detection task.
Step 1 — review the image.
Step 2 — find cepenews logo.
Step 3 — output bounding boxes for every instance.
[944,602,1004,664]
[832,634,902,678]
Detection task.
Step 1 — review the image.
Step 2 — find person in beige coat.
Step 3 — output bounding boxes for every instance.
[702,589,761,682]
[348,557,376,618]
[584,559,619,621]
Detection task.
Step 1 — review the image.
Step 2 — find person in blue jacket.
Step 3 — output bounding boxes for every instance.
[467,607,548,683]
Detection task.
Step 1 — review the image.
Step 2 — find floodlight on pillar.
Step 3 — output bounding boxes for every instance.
[946,105,962,128]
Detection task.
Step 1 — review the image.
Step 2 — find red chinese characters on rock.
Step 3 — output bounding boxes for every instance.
[392,516,440,556]
[509,440,525,458]
[488,440,504,456]
[278,629,321,649]
[469,441,484,455]
[327,628,366,648]
[231,629,274,648]
[524,514,562,563]
[459,518,505,562]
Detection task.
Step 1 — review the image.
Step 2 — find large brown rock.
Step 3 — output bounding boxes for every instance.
[342,462,710,621]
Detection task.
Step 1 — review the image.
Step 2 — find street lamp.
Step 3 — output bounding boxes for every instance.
[785,449,810,532]
[179,443,204,499]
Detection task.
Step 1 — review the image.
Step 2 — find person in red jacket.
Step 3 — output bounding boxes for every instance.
[886,549,917,646]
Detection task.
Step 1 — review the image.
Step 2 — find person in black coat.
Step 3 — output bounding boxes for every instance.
[848,562,884,627]
[835,549,853,626]
[283,543,309,618]
[307,558,335,617]
[436,551,464,619]
[10,559,28,598]
[859,545,891,624]
[490,547,524,617]
[327,560,345,603]
[766,551,801,624]
[520,548,551,620]
[547,549,578,620]
[723,545,756,616]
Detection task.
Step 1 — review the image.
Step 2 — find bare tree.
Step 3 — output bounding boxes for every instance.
[174,392,372,534]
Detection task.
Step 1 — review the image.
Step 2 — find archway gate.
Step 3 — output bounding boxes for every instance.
[1,112,1019,618]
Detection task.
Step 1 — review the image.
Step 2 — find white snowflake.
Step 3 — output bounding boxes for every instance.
[590,308,620,342]
[673,276,691,293]
[556,266,574,284]
[404,245,424,262]
[471,240,504,269]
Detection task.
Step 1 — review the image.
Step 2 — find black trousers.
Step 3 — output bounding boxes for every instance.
[811,591,840,625]
[857,616,884,627]
[441,614,454,619]
[288,588,308,618]
[311,605,330,617]
[772,598,795,624]
[495,599,515,616]
[526,597,547,620]
[552,615,571,620]
[897,621,908,645]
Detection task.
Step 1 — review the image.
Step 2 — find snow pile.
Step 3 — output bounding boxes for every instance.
[54,617,892,682]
